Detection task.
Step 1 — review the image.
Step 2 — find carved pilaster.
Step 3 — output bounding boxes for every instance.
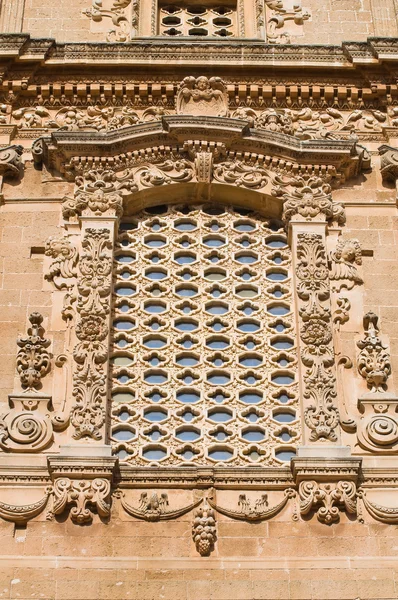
[286,181,345,449]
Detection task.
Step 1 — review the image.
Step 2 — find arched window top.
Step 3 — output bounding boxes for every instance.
[111,204,300,466]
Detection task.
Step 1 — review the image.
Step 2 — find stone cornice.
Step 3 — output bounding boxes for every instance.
[0,34,398,69]
[39,115,366,183]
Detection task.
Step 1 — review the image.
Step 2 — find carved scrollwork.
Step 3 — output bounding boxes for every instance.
[0,144,24,178]
[117,491,203,521]
[48,478,111,524]
[71,228,113,440]
[329,239,363,292]
[192,501,217,557]
[213,160,268,189]
[208,489,295,522]
[299,480,357,524]
[45,236,78,290]
[295,233,339,442]
[0,395,55,452]
[176,76,228,117]
[265,0,310,44]
[139,160,194,188]
[16,313,51,391]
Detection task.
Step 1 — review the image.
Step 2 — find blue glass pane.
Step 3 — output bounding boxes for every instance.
[144,338,167,349]
[146,270,167,280]
[207,373,231,385]
[176,429,201,441]
[237,321,260,333]
[116,286,135,296]
[242,429,265,442]
[175,254,196,264]
[266,239,287,248]
[272,375,294,385]
[116,255,134,263]
[145,303,166,314]
[175,221,196,231]
[275,450,296,461]
[145,238,166,247]
[208,411,232,422]
[235,254,257,264]
[267,272,288,281]
[273,412,296,423]
[234,223,255,232]
[240,392,263,404]
[144,373,167,384]
[206,339,229,350]
[113,429,135,441]
[114,320,135,330]
[144,411,168,422]
[239,356,262,367]
[272,339,294,350]
[203,237,225,247]
[208,448,233,460]
[206,304,228,315]
[175,321,198,332]
[177,391,200,403]
[176,356,199,366]
[268,306,290,316]
[143,448,167,460]
[176,287,197,297]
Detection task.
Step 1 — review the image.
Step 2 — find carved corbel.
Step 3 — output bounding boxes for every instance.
[379,144,398,203]
[48,478,111,524]
[116,491,203,521]
[192,500,217,557]
[208,489,295,522]
[355,312,398,453]
[298,480,357,524]
[0,313,69,452]
[0,144,23,180]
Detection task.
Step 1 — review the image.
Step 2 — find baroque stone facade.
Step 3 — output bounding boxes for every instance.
[1,1,398,599]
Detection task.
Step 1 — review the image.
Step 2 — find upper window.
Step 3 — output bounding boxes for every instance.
[111,204,300,466]
[159,2,237,37]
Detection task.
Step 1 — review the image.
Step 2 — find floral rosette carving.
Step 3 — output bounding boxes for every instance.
[71,229,113,440]
[295,233,339,442]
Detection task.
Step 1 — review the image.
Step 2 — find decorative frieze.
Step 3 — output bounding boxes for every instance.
[116,492,203,521]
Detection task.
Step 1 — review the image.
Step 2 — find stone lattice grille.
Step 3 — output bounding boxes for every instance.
[111,204,301,466]
[159,3,237,37]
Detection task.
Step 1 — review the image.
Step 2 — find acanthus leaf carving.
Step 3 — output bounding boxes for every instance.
[282,179,345,226]
[48,478,111,523]
[176,76,228,117]
[16,313,51,391]
[329,238,363,292]
[192,501,217,557]
[208,489,295,522]
[45,236,79,290]
[299,480,357,524]
[70,228,113,440]
[116,491,203,521]
[295,233,339,442]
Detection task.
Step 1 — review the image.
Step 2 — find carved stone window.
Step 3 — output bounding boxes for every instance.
[159,1,237,37]
[110,204,301,466]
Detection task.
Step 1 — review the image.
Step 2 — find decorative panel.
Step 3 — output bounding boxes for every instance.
[110,204,301,466]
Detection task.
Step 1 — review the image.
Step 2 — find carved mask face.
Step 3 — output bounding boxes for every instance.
[196,77,209,91]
